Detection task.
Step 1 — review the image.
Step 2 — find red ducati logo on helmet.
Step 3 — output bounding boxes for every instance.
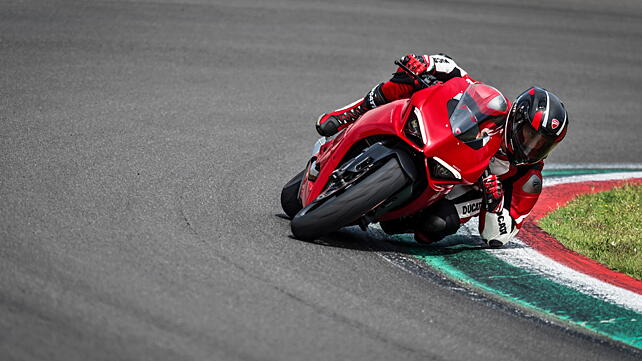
[551,118,560,130]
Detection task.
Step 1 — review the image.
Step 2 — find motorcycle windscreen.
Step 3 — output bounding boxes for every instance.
[449,84,508,149]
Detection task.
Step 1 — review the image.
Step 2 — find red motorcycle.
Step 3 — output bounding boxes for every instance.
[281,63,509,240]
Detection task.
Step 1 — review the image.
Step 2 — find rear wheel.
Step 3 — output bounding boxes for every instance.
[291,158,409,240]
[280,170,305,219]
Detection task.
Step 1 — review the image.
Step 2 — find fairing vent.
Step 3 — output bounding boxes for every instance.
[428,157,462,181]
[403,107,426,148]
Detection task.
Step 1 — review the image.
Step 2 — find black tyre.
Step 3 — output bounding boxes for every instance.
[291,158,408,240]
[280,170,305,219]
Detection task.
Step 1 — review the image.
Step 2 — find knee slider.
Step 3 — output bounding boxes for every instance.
[416,199,460,241]
[421,214,447,233]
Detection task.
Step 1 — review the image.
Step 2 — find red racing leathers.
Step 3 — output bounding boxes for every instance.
[318,53,544,246]
[457,154,544,246]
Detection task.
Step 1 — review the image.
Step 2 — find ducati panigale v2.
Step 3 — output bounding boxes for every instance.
[281,63,509,240]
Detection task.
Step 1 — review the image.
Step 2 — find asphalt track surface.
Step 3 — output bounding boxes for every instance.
[2,1,642,360]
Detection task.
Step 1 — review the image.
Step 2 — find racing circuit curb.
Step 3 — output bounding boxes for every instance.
[521,177,642,294]
[377,166,642,351]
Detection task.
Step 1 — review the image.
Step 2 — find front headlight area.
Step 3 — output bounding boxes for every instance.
[403,107,427,148]
[427,157,461,182]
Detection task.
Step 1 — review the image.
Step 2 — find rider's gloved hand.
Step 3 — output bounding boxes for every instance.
[401,54,429,75]
[482,174,504,213]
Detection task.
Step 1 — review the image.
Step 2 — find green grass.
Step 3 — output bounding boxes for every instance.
[538,184,642,281]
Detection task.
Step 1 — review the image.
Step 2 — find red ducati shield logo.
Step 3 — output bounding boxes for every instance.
[551,118,560,130]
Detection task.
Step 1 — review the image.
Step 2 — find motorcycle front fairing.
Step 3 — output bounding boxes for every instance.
[298,99,409,206]
[381,79,507,220]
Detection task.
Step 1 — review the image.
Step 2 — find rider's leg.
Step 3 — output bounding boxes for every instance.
[379,198,460,244]
[414,186,485,244]
[381,186,483,244]
[315,83,388,137]
[413,198,461,244]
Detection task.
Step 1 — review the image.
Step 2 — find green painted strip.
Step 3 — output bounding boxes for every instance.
[542,169,642,177]
[393,234,642,348]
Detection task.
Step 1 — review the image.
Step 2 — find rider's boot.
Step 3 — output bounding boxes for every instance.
[316,83,388,137]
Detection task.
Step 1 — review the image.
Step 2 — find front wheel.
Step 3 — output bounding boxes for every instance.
[291,158,409,240]
[280,170,305,219]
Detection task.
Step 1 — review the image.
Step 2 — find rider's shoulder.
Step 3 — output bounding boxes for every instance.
[429,53,454,60]
[426,53,456,64]
[517,162,544,193]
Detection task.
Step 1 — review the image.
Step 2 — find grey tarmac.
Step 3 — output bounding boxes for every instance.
[1,0,642,360]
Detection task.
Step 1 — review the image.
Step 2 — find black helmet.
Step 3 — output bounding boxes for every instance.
[504,87,568,165]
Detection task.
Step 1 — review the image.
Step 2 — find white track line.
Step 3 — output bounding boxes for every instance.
[460,219,642,313]
[377,165,642,312]
[479,168,642,312]
[545,163,642,169]
[544,171,642,186]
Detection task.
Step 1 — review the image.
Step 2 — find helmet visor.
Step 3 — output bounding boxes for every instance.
[514,122,558,164]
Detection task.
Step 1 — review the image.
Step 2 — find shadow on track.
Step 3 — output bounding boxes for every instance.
[274,213,528,257]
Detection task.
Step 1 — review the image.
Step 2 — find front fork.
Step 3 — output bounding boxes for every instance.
[313,140,420,227]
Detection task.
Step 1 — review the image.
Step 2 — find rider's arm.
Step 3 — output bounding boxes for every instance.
[479,164,544,247]
[380,53,476,102]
